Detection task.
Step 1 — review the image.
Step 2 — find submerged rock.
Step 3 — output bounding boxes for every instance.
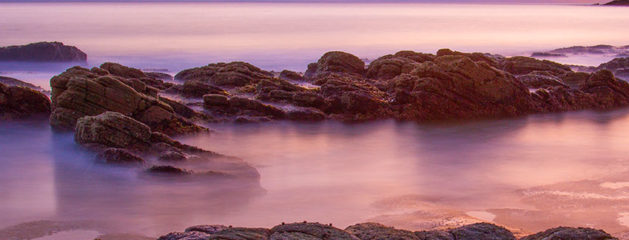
[0,82,51,120]
[96,148,145,165]
[520,227,616,240]
[0,42,87,62]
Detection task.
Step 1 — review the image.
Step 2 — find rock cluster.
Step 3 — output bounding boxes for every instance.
[174,49,629,123]
[49,63,204,135]
[0,42,87,62]
[158,222,617,240]
[0,82,51,120]
[75,111,259,179]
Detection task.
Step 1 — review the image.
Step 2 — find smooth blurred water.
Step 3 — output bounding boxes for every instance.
[1,2,629,89]
[4,110,629,237]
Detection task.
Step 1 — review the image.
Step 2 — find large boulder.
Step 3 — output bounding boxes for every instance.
[0,83,51,120]
[0,42,87,62]
[345,222,419,240]
[49,66,204,135]
[520,227,616,240]
[175,62,274,87]
[388,54,534,121]
[447,223,515,240]
[305,51,365,79]
[270,222,359,240]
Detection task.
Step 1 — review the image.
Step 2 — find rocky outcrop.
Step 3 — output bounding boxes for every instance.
[0,42,87,62]
[598,57,629,79]
[175,62,274,87]
[75,111,259,179]
[531,44,629,57]
[171,49,629,123]
[49,65,205,135]
[346,223,418,240]
[162,222,618,240]
[520,227,616,240]
[605,0,629,6]
[0,76,47,92]
[0,82,51,120]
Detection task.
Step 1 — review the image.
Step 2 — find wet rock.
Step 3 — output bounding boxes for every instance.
[49,66,205,135]
[345,222,419,240]
[175,62,274,87]
[305,51,365,79]
[182,80,228,98]
[415,230,454,240]
[208,227,271,240]
[100,63,173,90]
[286,108,326,121]
[75,111,152,150]
[501,56,571,75]
[145,72,174,81]
[158,150,187,162]
[185,225,228,234]
[0,83,51,120]
[100,62,146,79]
[366,53,421,80]
[146,165,191,175]
[292,92,325,108]
[436,49,501,68]
[0,42,87,62]
[96,148,145,165]
[203,94,230,107]
[520,226,616,240]
[159,97,197,119]
[157,231,211,240]
[270,222,359,240]
[279,70,303,81]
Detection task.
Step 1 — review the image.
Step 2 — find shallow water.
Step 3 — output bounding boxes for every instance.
[1,2,629,89]
[4,111,629,237]
[2,2,629,239]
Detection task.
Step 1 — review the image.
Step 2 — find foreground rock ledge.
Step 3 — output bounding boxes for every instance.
[158,222,617,240]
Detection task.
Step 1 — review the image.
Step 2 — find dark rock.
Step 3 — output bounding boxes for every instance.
[531,52,566,57]
[0,42,86,62]
[292,92,325,108]
[49,66,206,135]
[501,56,571,75]
[305,51,365,79]
[75,111,152,150]
[175,62,274,87]
[159,97,197,119]
[146,165,191,175]
[159,150,187,162]
[146,72,174,81]
[0,76,47,92]
[516,71,567,89]
[279,70,303,81]
[157,231,211,240]
[203,94,230,107]
[182,80,228,98]
[185,225,228,234]
[0,83,51,120]
[96,148,145,165]
[415,230,454,240]
[270,222,359,240]
[520,226,616,240]
[605,0,629,6]
[208,227,271,240]
[286,108,326,121]
[448,223,515,240]
[345,222,419,240]
[389,55,534,121]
